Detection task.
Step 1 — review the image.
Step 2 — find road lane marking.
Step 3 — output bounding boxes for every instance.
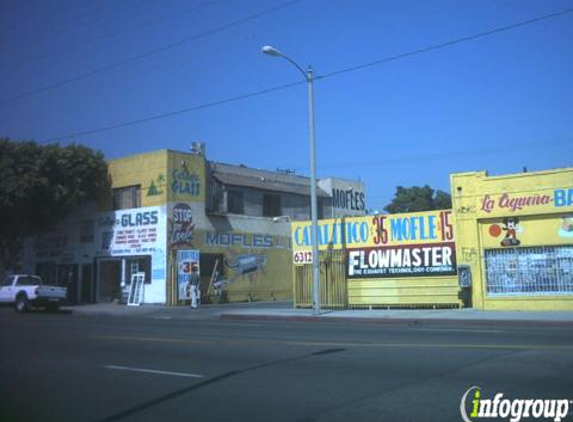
[103,365,204,378]
[91,335,573,351]
[288,341,573,351]
[94,335,215,344]
[414,328,503,333]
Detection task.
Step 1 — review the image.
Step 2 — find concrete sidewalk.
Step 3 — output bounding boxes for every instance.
[62,301,573,327]
[219,306,573,327]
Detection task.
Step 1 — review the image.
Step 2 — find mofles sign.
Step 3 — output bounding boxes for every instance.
[332,188,365,212]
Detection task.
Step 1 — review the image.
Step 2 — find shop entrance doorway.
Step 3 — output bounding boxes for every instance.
[97,259,121,302]
[96,256,151,303]
[58,264,78,303]
[36,262,56,286]
[81,264,94,303]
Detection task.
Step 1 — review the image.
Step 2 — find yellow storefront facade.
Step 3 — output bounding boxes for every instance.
[108,149,293,304]
[24,148,294,305]
[291,167,573,311]
[451,168,573,311]
[291,210,462,308]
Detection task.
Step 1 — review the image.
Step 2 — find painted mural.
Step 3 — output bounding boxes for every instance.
[167,152,205,203]
[177,249,199,301]
[204,233,273,285]
[169,203,196,247]
[197,230,291,301]
[171,164,200,197]
[482,214,573,248]
[147,173,166,197]
[559,215,573,238]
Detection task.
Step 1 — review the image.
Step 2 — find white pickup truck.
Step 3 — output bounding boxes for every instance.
[0,274,67,312]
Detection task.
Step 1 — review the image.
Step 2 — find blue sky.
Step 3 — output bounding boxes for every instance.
[1,0,572,211]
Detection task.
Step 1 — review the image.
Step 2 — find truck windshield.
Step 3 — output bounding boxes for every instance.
[2,276,15,286]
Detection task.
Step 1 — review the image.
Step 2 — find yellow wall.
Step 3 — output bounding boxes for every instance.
[104,149,207,210]
[451,168,573,311]
[291,211,461,307]
[167,151,206,204]
[193,230,292,302]
[105,150,169,209]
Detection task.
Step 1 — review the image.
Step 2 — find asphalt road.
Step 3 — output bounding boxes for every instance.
[1,309,572,422]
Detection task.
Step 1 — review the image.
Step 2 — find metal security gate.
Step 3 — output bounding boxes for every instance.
[294,250,347,309]
[484,245,573,297]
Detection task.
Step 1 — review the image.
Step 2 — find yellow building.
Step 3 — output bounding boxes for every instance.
[23,146,363,305]
[451,168,573,311]
[100,148,294,304]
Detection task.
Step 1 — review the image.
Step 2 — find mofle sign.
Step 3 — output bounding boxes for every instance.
[347,210,456,279]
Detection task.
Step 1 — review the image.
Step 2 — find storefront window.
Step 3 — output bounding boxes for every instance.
[227,190,244,214]
[484,246,573,296]
[112,185,141,210]
[263,193,281,217]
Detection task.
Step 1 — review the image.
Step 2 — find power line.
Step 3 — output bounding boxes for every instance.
[3,0,129,50]
[40,80,305,144]
[40,7,573,144]
[316,7,573,81]
[0,0,307,106]
[0,0,222,73]
[292,139,573,171]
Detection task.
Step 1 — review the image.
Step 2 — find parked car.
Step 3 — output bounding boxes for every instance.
[0,274,67,312]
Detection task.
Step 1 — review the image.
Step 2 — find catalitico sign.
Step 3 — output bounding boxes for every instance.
[291,210,456,279]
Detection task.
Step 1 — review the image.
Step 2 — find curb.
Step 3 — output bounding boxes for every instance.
[220,313,573,328]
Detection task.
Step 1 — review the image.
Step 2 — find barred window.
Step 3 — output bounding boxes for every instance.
[484,246,573,297]
[112,185,141,210]
[227,190,244,214]
[263,193,281,217]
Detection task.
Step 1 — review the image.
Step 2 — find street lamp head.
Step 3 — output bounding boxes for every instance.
[261,45,283,57]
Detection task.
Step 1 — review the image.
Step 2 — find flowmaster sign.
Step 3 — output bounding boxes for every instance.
[347,242,456,278]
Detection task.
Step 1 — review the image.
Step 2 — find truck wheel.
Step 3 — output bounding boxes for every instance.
[15,294,29,313]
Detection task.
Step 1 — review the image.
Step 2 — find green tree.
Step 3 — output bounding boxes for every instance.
[0,138,109,272]
[384,185,452,214]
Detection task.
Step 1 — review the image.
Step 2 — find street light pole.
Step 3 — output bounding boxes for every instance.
[262,45,321,315]
[306,66,321,316]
